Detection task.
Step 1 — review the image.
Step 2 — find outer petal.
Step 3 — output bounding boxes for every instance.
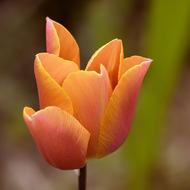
[23,106,90,170]
[34,55,73,114]
[118,55,152,80]
[46,17,80,66]
[97,60,152,157]
[62,65,112,157]
[36,53,79,85]
[85,39,124,87]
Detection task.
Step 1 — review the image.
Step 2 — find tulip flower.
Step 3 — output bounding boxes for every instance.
[23,18,152,171]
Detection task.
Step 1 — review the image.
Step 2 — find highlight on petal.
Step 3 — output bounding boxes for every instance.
[46,17,80,65]
[46,17,60,56]
[118,55,152,80]
[36,53,79,85]
[23,106,90,170]
[85,39,124,87]
[62,65,112,157]
[96,60,152,157]
[34,55,73,114]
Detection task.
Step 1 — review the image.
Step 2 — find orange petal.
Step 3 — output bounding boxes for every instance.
[23,106,90,170]
[46,17,80,66]
[36,53,79,85]
[62,65,112,157]
[34,55,73,114]
[118,55,152,80]
[85,39,124,87]
[97,60,152,157]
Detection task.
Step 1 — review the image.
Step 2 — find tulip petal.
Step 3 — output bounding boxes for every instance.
[85,39,124,87]
[36,53,79,85]
[34,55,73,114]
[46,17,80,65]
[62,65,112,157]
[97,60,152,157]
[23,106,90,170]
[118,55,152,80]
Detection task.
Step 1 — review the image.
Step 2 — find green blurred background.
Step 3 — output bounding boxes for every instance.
[0,0,190,189]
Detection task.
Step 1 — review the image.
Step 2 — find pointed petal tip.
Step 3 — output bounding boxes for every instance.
[45,18,80,65]
[23,107,35,121]
[142,58,153,65]
[34,55,42,71]
[23,107,36,128]
[35,53,43,60]
[100,64,107,74]
[34,54,41,65]
[118,55,152,80]
[23,106,60,122]
[140,58,153,70]
[46,17,54,28]
[86,38,124,87]
[46,16,50,22]
[46,17,56,25]
[46,16,51,22]
[109,38,122,45]
[112,38,121,42]
[46,17,60,56]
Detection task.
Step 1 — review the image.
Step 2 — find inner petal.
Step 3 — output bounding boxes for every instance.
[36,53,79,85]
[62,65,112,157]
[85,39,124,88]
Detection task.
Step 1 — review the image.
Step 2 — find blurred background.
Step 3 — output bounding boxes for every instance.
[0,0,190,189]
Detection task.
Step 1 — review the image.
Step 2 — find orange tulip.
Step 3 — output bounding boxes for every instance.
[23,18,152,170]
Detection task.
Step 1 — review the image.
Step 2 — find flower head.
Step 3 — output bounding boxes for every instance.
[23,18,152,170]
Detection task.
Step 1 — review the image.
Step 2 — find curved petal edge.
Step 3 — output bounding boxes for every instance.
[118,55,152,80]
[96,60,152,157]
[23,106,90,170]
[62,65,112,157]
[46,17,80,66]
[36,53,79,85]
[86,39,124,87]
[34,55,73,114]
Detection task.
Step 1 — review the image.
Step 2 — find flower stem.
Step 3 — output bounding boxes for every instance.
[78,164,87,190]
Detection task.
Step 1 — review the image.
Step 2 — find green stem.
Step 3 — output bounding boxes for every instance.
[78,164,87,190]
